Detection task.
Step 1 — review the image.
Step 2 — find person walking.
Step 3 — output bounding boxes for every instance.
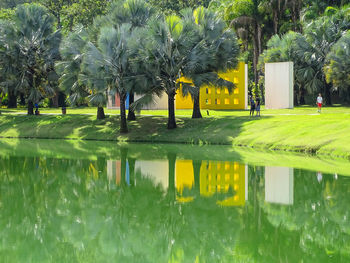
[249,96,255,116]
[316,93,323,113]
[255,96,261,117]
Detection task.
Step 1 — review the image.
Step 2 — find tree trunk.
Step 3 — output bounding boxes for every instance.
[299,87,305,105]
[51,92,59,108]
[167,90,177,129]
[192,89,202,119]
[97,106,105,119]
[253,22,260,96]
[273,10,278,35]
[7,91,17,108]
[20,93,26,106]
[28,101,34,115]
[127,92,136,121]
[324,81,332,106]
[120,93,128,133]
[294,87,299,106]
[58,92,66,107]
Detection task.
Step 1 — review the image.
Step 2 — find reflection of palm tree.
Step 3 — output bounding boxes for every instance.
[127,157,136,186]
[167,152,177,195]
[120,147,128,186]
[192,160,202,196]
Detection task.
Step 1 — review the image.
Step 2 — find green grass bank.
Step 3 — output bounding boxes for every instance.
[1,106,350,159]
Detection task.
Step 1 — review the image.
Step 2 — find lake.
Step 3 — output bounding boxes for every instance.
[0,139,349,262]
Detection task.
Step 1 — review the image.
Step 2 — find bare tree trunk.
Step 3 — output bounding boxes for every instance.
[127,92,136,121]
[120,93,128,133]
[28,100,34,115]
[324,81,332,106]
[299,86,305,105]
[7,90,17,108]
[20,93,26,106]
[253,26,259,96]
[192,88,202,119]
[51,92,59,108]
[167,89,177,129]
[273,11,278,35]
[97,106,105,119]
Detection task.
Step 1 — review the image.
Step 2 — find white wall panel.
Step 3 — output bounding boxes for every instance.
[265,62,294,109]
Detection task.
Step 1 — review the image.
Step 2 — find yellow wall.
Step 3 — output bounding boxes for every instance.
[175,62,246,110]
[175,77,194,110]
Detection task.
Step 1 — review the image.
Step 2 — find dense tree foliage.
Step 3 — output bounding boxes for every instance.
[325,31,350,103]
[0,4,61,114]
[180,7,239,118]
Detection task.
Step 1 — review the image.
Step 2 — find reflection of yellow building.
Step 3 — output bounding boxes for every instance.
[200,161,246,206]
[176,62,247,110]
[175,160,194,203]
[175,159,246,206]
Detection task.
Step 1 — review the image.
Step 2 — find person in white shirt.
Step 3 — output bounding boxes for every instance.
[316,93,323,113]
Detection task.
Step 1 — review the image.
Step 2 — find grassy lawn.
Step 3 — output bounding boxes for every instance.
[0,106,350,159]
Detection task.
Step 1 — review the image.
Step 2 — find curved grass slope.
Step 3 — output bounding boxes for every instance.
[0,106,349,159]
[0,138,350,176]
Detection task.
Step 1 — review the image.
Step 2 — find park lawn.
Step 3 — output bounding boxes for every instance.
[1,104,350,117]
[0,106,350,159]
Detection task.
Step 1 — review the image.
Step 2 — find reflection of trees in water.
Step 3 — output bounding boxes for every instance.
[0,154,241,262]
[255,168,350,262]
[1,153,350,262]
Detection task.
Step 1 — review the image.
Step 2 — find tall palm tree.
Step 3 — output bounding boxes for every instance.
[57,26,106,119]
[93,0,155,120]
[83,24,135,133]
[181,7,239,118]
[0,4,61,115]
[138,15,197,129]
[0,20,20,108]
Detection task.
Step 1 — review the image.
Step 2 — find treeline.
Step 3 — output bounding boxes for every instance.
[209,0,350,104]
[0,0,350,132]
[0,0,239,133]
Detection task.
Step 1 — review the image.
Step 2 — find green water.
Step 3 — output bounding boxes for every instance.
[0,139,350,262]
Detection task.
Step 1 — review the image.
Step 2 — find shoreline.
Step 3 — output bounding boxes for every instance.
[0,112,350,160]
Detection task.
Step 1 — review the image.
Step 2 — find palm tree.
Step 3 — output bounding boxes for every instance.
[138,15,197,129]
[259,31,309,104]
[93,0,155,121]
[0,4,61,115]
[181,7,239,118]
[325,31,350,103]
[83,24,135,133]
[295,7,350,105]
[57,26,106,120]
[0,20,20,108]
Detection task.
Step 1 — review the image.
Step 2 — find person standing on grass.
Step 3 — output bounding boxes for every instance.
[250,96,255,116]
[255,96,261,117]
[316,93,323,113]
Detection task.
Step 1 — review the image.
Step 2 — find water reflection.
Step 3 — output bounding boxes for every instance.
[107,158,297,207]
[1,145,350,262]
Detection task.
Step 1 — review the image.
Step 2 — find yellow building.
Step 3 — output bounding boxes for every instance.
[176,62,247,110]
